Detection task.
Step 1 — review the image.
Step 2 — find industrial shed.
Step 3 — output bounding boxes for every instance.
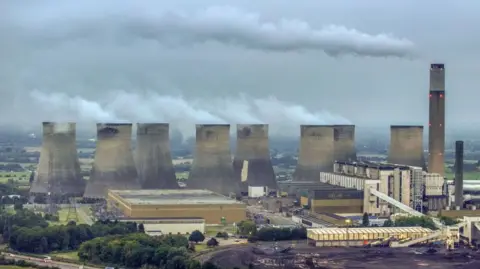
[307,227,433,247]
[108,189,246,224]
[119,218,206,236]
[301,188,364,214]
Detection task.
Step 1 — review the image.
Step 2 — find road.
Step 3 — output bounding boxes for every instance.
[3,253,99,269]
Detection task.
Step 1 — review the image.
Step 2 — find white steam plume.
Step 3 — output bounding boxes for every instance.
[6,2,416,58]
[29,90,350,137]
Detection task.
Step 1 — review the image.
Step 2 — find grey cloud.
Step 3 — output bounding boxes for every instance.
[8,5,415,58]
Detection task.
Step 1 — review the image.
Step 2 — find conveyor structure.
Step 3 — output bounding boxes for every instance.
[368,187,465,247]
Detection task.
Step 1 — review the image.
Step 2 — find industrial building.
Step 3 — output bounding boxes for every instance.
[233,124,277,192]
[107,189,246,224]
[307,227,434,247]
[387,125,425,168]
[293,125,335,181]
[428,63,446,176]
[320,160,446,215]
[301,188,364,214]
[135,123,178,189]
[84,123,141,199]
[333,125,357,162]
[188,124,240,196]
[118,217,206,236]
[30,122,85,198]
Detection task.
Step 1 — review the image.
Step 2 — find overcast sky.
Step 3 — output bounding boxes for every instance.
[1,0,479,136]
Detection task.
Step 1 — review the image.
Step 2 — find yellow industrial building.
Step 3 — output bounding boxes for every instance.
[307,227,434,247]
[107,189,246,224]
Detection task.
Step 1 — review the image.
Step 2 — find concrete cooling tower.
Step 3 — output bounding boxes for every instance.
[84,123,140,199]
[233,124,277,191]
[187,124,239,195]
[388,125,425,168]
[333,125,357,162]
[30,122,85,197]
[135,123,178,189]
[293,125,335,182]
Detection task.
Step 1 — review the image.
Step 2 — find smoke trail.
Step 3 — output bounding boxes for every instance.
[29,90,350,137]
[4,2,416,58]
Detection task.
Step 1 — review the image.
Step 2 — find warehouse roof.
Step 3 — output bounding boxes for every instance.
[110,189,244,205]
[308,227,433,236]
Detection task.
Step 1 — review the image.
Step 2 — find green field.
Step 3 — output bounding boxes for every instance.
[51,251,79,261]
[175,172,189,179]
[46,208,86,226]
[0,265,33,269]
[445,171,480,180]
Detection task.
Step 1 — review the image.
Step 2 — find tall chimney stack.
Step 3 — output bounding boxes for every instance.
[233,124,277,191]
[388,125,425,168]
[333,125,357,162]
[83,123,140,199]
[135,123,178,189]
[293,125,334,182]
[428,63,446,176]
[455,140,464,208]
[188,124,239,195]
[30,122,85,197]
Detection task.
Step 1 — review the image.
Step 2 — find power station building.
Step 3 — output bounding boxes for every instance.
[107,189,246,224]
[428,63,446,176]
[30,122,85,198]
[293,125,335,181]
[319,161,446,215]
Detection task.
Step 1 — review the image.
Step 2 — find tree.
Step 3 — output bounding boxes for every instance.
[383,219,394,227]
[237,220,257,236]
[138,223,145,233]
[362,213,370,227]
[206,238,219,247]
[189,230,205,243]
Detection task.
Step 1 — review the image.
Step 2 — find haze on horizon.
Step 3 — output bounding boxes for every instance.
[1,0,479,137]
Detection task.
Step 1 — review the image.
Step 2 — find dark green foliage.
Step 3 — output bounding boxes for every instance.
[188,230,205,243]
[0,254,61,269]
[78,233,207,268]
[256,227,307,241]
[362,213,369,227]
[384,216,437,230]
[7,214,138,253]
[206,237,219,247]
[237,220,257,236]
[439,216,460,226]
[138,223,145,233]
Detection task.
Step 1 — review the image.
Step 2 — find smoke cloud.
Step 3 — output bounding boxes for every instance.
[29,90,350,137]
[4,1,415,58]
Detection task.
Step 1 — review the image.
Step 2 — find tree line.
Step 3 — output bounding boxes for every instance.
[2,210,139,253]
[78,233,218,269]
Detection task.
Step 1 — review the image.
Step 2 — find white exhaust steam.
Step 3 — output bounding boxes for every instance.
[5,2,416,58]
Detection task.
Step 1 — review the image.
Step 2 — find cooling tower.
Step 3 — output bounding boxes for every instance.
[455,141,464,208]
[293,125,335,182]
[233,124,277,191]
[333,125,357,162]
[30,122,85,197]
[428,63,445,176]
[388,125,425,168]
[83,123,140,199]
[135,123,178,189]
[187,124,239,195]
